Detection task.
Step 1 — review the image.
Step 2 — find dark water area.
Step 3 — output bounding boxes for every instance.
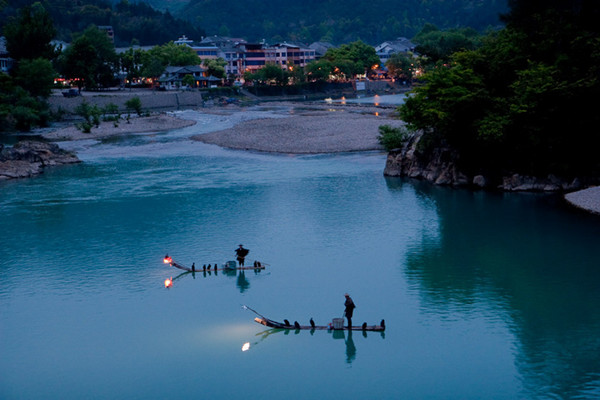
[1,108,599,399]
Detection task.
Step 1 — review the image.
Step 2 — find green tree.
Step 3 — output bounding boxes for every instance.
[3,2,57,61]
[260,64,288,85]
[400,0,600,177]
[322,41,379,78]
[119,47,144,86]
[413,25,482,65]
[140,42,199,79]
[59,25,119,90]
[305,59,333,82]
[378,124,409,151]
[13,58,57,98]
[182,74,195,87]
[203,58,226,79]
[385,52,417,82]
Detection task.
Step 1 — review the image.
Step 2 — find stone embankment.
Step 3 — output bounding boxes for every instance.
[0,140,81,180]
[384,130,591,192]
[48,89,206,114]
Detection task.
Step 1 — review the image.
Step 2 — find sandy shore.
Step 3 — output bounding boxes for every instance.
[192,107,404,153]
[41,113,196,141]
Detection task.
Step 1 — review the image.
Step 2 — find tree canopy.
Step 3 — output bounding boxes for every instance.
[178,0,506,44]
[58,25,119,89]
[0,0,205,46]
[399,0,600,178]
[3,2,57,60]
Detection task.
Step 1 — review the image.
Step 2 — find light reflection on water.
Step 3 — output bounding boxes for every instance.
[1,108,600,399]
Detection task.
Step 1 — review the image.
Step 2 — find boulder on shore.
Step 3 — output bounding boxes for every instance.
[383,131,592,192]
[0,140,81,180]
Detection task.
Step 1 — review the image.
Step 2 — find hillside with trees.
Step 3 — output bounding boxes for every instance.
[398,0,600,180]
[178,0,507,44]
[0,0,204,46]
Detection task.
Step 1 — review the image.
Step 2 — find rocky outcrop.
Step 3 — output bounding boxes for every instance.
[384,131,590,192]
[0,140,81,180]
[384,131,469,187]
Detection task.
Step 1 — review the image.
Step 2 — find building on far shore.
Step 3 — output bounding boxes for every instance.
[0,36,14,73]
[309,41,335,60]
[157,65,223,89]
[174,35,317,79]
[375,37,416,65]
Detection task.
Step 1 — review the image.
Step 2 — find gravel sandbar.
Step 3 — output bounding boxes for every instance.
[565,186,600,215]
[192,111,404,153]
[42,113,196,141]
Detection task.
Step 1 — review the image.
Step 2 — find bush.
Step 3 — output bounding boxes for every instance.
[74,101,101,132]
[125,96,142,116]
[102,103,120,121]
[378,124,409,150]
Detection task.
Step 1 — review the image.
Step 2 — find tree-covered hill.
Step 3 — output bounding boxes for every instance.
[177,0,508,44]
[0,0,204,46]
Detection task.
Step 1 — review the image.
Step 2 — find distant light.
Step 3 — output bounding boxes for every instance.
[242,342,250,352]
[165,278,172,288]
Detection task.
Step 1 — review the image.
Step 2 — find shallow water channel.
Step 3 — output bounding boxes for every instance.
[1,106,600,399]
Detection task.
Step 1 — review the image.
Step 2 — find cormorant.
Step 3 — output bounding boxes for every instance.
[294,321,300,329]
[310,318,315,328]
[283,319,290,326]
[380,319,386,329]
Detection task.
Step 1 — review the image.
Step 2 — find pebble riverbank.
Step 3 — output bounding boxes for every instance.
[192,104,404,154]
[565,186,600,215]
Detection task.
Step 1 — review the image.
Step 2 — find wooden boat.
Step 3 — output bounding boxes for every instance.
[254,316,385,332]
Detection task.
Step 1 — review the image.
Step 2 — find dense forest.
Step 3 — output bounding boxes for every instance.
[1,0,506,45]
[399,0,600,179]
[0,0,204,46]
[178,0,507,44]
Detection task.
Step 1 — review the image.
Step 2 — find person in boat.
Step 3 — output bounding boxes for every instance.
[344,293,356,329]
[235,244,249,267]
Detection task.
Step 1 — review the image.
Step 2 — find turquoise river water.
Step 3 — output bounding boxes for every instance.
[1,104,600,399]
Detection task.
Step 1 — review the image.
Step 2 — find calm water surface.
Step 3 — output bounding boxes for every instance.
[1,106,600,399]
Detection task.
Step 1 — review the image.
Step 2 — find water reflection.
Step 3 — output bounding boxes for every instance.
[386,178,600,398]
[243,327,384,364]
[163,268,266,293]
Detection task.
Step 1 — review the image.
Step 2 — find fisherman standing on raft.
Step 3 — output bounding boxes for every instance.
[344,293,356,329]
[235,244,249,267]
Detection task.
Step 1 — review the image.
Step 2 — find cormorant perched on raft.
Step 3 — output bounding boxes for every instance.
[207,264,211,270]
[381,319,386,329]
[191,263,195,272]
[362,322,367,330]
[284,319,291,326]
[294,321,300,329]
[310,318,315,328]
[203,264,206,271]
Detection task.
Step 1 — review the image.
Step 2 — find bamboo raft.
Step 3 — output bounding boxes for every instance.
[164,256,266,273]
[254,316,385,332]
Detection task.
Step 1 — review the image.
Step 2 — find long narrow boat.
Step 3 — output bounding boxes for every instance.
[253,316,385,332]
[164,256,266,272]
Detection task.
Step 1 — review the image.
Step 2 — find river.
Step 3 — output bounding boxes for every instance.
[1,104,600,399]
